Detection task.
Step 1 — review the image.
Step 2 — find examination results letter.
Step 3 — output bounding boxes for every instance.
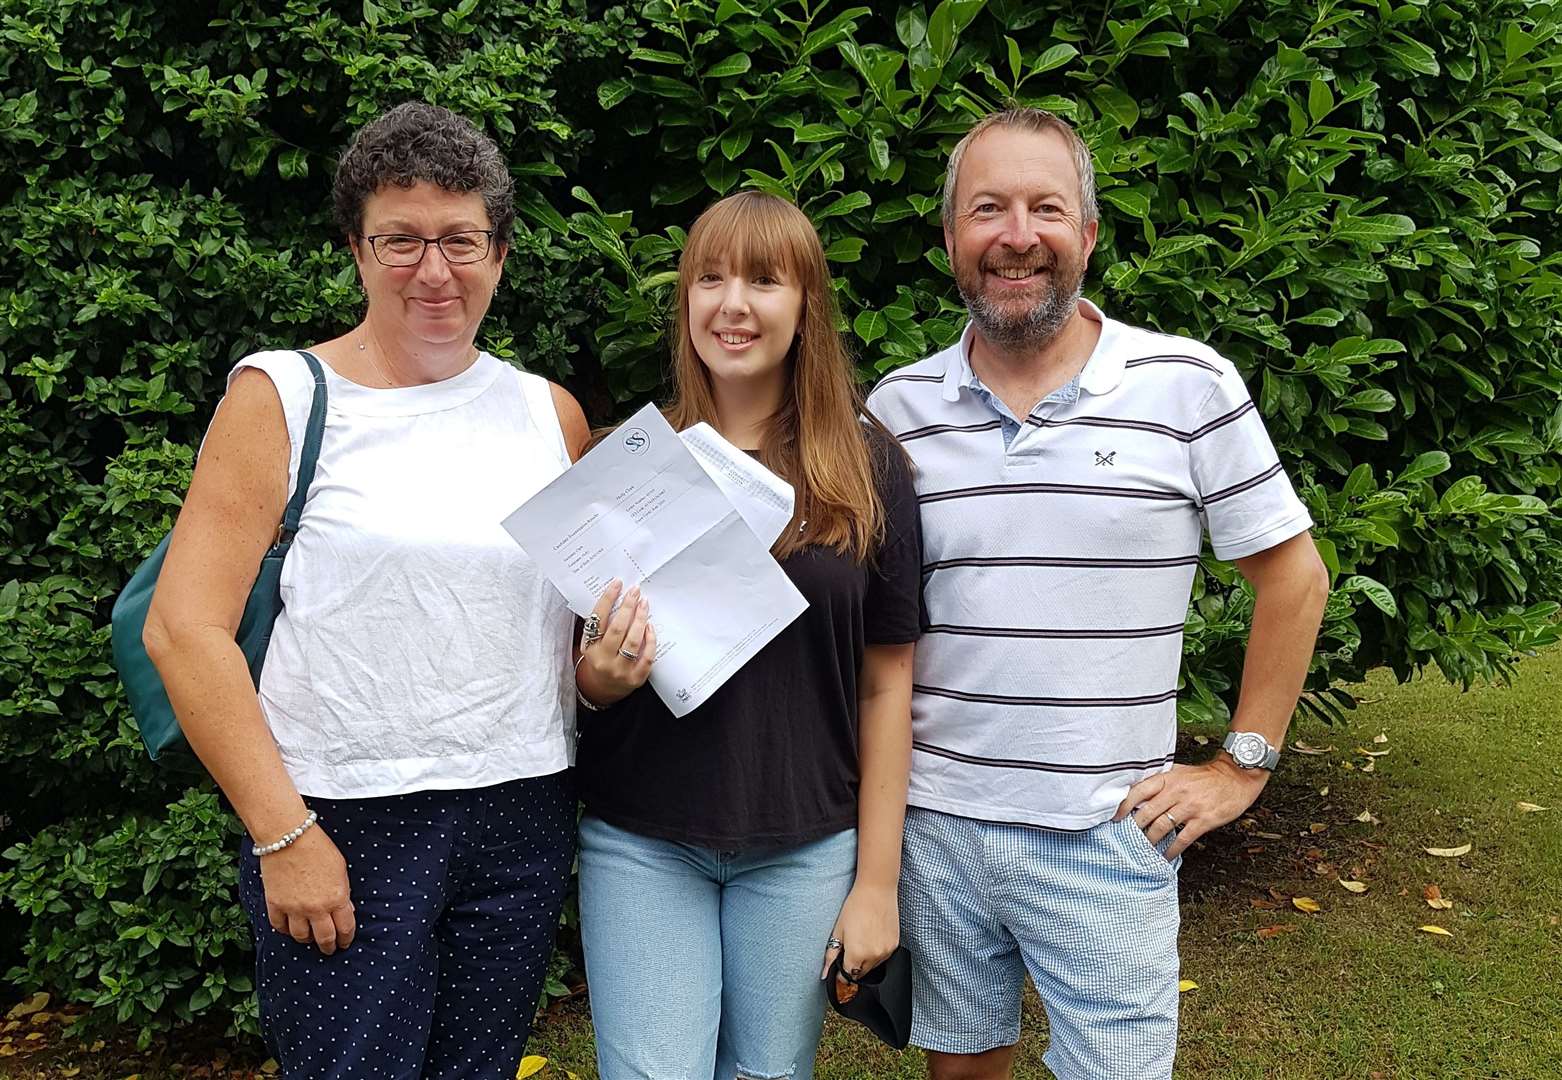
[501,404,807,716]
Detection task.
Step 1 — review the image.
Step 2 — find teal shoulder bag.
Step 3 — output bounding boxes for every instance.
[111,350,328,763]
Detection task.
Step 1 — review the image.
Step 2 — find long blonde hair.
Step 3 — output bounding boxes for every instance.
[666,191,888,562]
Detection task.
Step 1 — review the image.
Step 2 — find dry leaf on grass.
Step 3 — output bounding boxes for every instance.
[1373,732,1389,744]
[1361,759,1376,773]
[1516,802,1549,813]
[260,1062,279,1076]
[1178,979,1198,992]
[1424,884,1454,910]
[1418,925,1453,937]
[1250,898,1280,910]
[1424,843,1472,857]
[1256,924,1296,939]
[1193,735,1209,746]
[1290,741,1334,755]
[1308,822,1330,834]
[1319,786,1330,796]
[1338,879,1369,893]
[1357,747,1391,757]
[516,1057,549,1080]
[1355,809,1381,824]
[1293,897,1322,913]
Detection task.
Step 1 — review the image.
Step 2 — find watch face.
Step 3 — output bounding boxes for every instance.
[1231,733,1267,766]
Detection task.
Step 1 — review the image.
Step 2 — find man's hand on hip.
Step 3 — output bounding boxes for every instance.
[1114,757,1269,860]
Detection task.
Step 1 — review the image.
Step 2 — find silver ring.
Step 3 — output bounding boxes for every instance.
[826,937,843,951]
[619,648,639,661]
[1163,810,1180,828]
[582,613,603,645]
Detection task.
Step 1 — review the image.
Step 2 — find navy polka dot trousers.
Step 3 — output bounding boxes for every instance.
[238,770,576,1080]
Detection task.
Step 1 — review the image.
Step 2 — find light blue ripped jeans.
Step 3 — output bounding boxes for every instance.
[578,815,858,1080]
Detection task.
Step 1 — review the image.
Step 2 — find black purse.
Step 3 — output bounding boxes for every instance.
[825,946,914,1050]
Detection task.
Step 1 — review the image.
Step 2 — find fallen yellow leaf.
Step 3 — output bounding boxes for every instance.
[517,1056,549,1080]
[1178,979,1198,992]
[1193,735,1209,746]
[1319,786,1330,796]
[1424,843,1472,857]
[1308,822,1329,834]
[1361,759,1376,773]
[1290,741,1334,756]
[1338,879,1368,893]
[260,1061,279,1076]
[1517,802,1549,813]
[1355,809,1380,824]
[1357,747,1391,757]
[1427,897,1453,910]
[1373,732,1389,744]
[4,994,48,1022]
[1418,925,1453,937]
[1293,897,1322,913]
[1256,924,1296,939]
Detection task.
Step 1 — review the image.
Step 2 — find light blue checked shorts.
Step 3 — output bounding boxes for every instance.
[899,806,1181,1078]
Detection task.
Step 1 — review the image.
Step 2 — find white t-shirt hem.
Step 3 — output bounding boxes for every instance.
[284,737,573,800]
[907,791,1125,833]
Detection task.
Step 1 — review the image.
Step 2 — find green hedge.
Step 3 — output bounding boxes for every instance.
[2,0,1559,1043]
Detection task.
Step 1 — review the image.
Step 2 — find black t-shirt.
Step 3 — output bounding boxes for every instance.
[577,429,923,850]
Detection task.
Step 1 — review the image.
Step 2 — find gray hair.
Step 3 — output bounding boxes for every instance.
[332,101,514,252]
[941,108,1098,230]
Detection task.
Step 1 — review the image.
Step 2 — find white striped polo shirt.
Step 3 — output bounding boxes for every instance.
[866,300,1313,830]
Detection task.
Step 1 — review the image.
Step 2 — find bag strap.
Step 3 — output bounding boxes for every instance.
[279,349,328,542]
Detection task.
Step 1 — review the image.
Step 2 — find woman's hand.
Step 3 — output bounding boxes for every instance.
[821,881,899,980]
[258,826,356,956]
[575,579,656,708]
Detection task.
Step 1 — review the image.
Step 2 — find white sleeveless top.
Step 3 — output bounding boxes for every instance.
[224,349,576,799]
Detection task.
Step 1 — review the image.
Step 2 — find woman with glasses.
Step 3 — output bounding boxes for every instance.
[570,191,921,1079]
[143,101,586,1079]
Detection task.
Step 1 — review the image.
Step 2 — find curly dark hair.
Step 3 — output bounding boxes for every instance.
[332,101,515,253]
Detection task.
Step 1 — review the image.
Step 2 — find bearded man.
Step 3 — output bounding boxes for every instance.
[865,108,1330,1080]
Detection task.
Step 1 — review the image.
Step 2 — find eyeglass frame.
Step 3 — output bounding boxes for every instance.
[358,229,498,267]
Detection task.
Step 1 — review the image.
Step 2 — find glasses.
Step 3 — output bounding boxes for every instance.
[362,230,495,266]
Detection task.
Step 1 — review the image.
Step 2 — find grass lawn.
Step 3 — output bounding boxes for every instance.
[4,649,1558,1078]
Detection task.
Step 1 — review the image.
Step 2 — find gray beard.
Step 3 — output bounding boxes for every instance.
[959,274,1082,352]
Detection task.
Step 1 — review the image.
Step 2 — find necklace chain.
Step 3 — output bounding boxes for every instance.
[356,338,398,388]
[354,333,478,388]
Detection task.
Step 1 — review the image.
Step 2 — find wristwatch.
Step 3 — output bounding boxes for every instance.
[1222,731,1280,771]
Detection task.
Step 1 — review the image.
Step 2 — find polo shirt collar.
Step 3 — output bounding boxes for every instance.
[941,297,1127,402]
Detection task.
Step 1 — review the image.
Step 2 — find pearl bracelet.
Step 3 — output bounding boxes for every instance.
[252,810,319,857]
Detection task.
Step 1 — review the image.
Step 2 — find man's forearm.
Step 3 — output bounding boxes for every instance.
[1227,534,1330,757]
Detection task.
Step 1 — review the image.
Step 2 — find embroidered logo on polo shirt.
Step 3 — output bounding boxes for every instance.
[1094,450,1117,466]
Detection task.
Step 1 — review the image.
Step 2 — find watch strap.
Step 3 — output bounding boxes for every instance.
[1223,730,1280,770]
